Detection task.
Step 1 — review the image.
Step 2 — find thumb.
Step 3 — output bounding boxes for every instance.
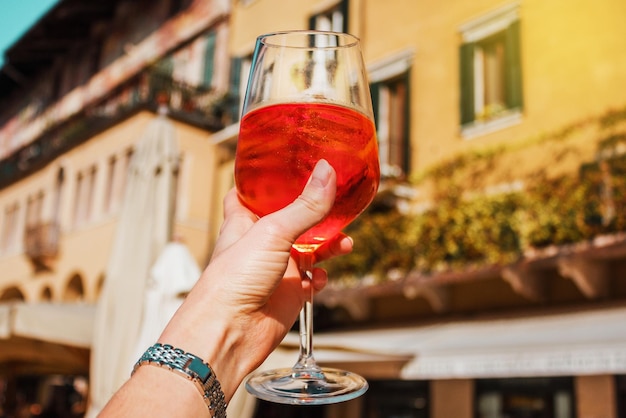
[261,159,336,243]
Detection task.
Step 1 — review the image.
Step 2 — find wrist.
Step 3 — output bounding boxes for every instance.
[158,307,252,401]
[133,343,226,417]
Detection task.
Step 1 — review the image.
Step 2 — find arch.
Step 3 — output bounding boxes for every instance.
[62,273,85,302]
[0,286,25,301]
[40,286,53,301]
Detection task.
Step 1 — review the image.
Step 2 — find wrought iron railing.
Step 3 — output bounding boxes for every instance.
[0,70,237,189]
[24,221,60,270]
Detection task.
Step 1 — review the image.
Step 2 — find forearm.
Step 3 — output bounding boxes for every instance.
[98,162,339,417]
[99,365,210,418]
[99,292,252,417]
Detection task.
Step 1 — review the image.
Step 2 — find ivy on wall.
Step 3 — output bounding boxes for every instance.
[322,105,626,283]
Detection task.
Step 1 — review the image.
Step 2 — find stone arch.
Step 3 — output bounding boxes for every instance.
[40,286,53,301]
[62,273,85,302]
[0,286,25,301]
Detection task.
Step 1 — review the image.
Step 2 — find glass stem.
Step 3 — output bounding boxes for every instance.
[293,251,324,379]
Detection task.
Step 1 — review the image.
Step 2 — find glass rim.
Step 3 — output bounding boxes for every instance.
[257,30,360,49]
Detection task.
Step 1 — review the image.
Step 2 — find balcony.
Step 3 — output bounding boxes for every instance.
[0,69,235,189]
[24,222,60,271]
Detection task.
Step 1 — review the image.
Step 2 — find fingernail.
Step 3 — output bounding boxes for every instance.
[310,159,331,187]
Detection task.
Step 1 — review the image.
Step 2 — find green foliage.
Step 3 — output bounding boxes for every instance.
[323,107,626,282]
[320,189,414,282]
[410,192,522,272]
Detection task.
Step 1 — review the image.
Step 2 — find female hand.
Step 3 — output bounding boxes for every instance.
[159,159,352,399]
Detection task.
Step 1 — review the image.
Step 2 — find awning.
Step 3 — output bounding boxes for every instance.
[2,302,625,381]
[0,302,95,375]
[279,305,626,380]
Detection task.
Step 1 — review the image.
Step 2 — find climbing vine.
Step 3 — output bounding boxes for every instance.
[321,105,626,282]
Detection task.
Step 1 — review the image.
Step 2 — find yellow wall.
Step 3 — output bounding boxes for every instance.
[229,0,313,55]
[364,0,626,172]
[231,0,626,177]
[0,111,216,302]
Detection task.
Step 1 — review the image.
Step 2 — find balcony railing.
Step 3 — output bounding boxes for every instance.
[24,221,60,271]
[0,69,236,189]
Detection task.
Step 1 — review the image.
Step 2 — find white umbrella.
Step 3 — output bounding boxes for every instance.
[87,108,180,417]
[132,240,200,361]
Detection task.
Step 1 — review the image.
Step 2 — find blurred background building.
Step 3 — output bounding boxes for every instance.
[1,0,625,417]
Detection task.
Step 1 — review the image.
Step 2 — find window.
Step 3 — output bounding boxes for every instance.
[104,156,117,214]
[371,75,410,178]
[73,172,85,225]
[202,31,217,88]
[52,167,65,223]
[369,49,414,179]
[227,55,251,124]
[26,191,44,228]
[459,3,522,137]
[309,0,348,32]
[73,165,97,226]
[120,148,134,200]
[1,202,20,252]
[86,166,97,219]
[475,377,574,418]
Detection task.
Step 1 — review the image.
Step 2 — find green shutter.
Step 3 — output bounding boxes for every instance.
[202,32,216,88]
[229,57,243,122]
[370,82,381,125]
[340,0,349,32]
[459,42,475,125]
[401,71,411,174]
[505,21,523,110]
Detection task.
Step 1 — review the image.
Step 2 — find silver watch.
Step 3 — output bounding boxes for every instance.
[133,343,227,418]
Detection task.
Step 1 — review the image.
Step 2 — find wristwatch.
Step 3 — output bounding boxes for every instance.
[133,343,227,418]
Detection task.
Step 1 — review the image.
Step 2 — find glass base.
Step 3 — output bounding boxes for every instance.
[245,367,368,405]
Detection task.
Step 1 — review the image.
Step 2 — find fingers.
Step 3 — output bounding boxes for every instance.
[310,268,329,292]
[211,189,258,258]
[314,233,353,263]
[259,159,336,243]
[217,160,337,259]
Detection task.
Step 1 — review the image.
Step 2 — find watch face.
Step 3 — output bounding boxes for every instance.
[188,356,212,382]
[135,344,226,417]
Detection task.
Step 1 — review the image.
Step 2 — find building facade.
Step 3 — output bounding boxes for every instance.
[1,0,626,417]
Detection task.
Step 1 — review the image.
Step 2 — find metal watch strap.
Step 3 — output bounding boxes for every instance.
[133,343,227,418]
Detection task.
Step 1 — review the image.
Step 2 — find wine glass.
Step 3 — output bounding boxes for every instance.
[234,30,380,405]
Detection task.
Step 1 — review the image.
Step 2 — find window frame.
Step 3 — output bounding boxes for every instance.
[459,2,523,139]
[1,202,21,253]
[368,49,414,179]
[202,31,217,89]
[228,55,251,124]
[308,0,349,33]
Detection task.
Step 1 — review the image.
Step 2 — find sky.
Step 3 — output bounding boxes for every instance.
[0,0,59,67]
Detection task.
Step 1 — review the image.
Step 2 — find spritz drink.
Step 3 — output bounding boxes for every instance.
[236,30,379,405]
[236,102,379,251]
